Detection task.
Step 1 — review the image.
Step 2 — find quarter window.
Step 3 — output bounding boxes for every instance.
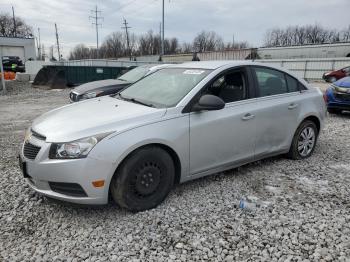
[253,67,288,97]
[286,75,299,92]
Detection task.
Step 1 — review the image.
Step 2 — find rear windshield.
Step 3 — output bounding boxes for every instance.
[118,66,150,82]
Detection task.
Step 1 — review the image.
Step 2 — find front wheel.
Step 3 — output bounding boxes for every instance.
[287,121,318,160]
[110,146,175,211]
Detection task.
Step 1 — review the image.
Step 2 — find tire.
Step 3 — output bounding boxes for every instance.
[110,146,175,211]
[287,120,318,160]
[327,108,342,114]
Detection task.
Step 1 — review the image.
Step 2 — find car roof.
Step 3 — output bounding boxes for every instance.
[149,64,172,71]
[166,60,309,87]
[167,60,257,70]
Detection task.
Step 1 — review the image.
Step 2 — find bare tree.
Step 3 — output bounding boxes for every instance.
[0,12,33,38]
[181,42,193,53]
[99,32,126,58]
[193,31,224,52]
[69,44,95,60]
[264,24,350,47]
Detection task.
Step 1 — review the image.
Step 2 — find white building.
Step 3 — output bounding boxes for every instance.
[258,42,350,59]
[0,36,36,62]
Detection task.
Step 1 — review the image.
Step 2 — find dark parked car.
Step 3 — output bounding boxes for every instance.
[323,66,350,83]
[325,76,350,114]
[2,56,25,72]
[69,64,169,102]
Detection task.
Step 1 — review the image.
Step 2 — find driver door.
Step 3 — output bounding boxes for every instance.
[189,67,257,176]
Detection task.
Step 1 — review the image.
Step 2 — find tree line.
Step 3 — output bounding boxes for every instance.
[68,30,249,60]
[264,24,350,47]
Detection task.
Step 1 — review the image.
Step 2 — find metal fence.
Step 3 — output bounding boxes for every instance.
[59,59,163,68]
[55,57,350,81]
[258,58,350,80]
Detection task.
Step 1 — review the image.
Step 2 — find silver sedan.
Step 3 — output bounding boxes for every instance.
[19,61,326,211]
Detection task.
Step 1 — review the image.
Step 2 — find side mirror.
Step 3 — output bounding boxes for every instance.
[192,94,225,112]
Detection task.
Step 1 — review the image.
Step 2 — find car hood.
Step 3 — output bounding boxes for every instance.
[31,96,166,142]
[334,77,350,88]
[73,79,131,94]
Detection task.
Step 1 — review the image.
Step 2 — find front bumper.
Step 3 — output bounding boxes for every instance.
[19,140,115,205]
[326,88,350,111]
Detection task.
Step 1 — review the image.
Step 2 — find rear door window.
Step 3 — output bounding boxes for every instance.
[253,67,288,97]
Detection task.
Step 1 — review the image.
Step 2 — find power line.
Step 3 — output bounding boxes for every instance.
[55,23,61,61]
[121,18,132,60]
[89,5,103,53]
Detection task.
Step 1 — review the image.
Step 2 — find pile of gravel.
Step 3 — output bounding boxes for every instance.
[0,83,349,261]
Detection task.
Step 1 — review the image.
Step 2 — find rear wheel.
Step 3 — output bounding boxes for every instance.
[327,108,342,114]
[287,120,318,160]
[110,146,175,211]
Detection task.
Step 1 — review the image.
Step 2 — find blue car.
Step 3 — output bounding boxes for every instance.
[325,76,350,114]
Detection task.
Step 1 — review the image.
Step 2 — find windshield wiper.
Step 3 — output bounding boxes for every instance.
[117,78,127,82]
[117,93,155,108]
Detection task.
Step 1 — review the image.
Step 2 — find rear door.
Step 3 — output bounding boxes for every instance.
[250,66,302,159]
[189,67,257,175]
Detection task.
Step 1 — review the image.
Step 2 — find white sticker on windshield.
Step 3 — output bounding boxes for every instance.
[183,70,205,75]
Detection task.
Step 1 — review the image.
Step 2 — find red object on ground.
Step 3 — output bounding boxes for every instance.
[0,71,16,80]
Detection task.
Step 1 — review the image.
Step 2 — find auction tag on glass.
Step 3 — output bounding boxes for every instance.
[183,70,205,75]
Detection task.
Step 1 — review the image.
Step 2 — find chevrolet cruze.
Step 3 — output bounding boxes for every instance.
[19,61,325,211]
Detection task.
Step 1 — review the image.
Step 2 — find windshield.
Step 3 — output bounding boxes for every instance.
[118,66,150,82]
[119,68,211,108]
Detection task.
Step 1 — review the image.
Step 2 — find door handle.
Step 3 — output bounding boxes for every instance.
[242,113,255,121]
[288,103,298,110]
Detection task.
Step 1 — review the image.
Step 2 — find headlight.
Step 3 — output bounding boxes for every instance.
[334,86,348,93]
[49,133,110,159]
[82,91,102,99]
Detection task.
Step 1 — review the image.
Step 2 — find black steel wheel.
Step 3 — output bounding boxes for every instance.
[110,146,175,211]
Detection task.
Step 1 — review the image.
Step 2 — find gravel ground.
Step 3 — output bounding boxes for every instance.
[0,81,349,261]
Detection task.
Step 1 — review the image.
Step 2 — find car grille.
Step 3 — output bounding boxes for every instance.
[23,142,41,160]
[335,93,350,101]
[31,129,46,141]
[49,182,88,197]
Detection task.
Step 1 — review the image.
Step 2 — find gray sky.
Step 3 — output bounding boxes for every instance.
[1,0,349,58]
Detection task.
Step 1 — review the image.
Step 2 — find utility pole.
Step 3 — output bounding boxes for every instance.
[159,22,162,56]
[12,6,16,37]
[55,23,61,61]
[90,5,103,58]
[0,49,6,94]
[38,28,41,60]
[121,18,131,60]
[161,0,165,57]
